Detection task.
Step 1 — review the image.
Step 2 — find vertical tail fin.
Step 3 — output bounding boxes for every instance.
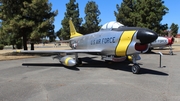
[69,19,83,38]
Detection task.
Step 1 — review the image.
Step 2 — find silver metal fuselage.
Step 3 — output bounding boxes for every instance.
[151,36,169,47]
[69,30,141,56]
[150,36,174,49]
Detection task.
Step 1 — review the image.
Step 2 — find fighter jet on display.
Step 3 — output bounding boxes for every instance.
[15,20,158,74]
[149,36,174,55]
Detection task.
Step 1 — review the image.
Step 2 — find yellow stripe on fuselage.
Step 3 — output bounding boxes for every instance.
[115,31,136,56]
[65,57,72,66]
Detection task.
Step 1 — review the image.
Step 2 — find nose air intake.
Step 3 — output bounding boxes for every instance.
[137,30,158,44]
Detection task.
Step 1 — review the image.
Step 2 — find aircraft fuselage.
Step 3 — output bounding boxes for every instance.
[70,27,157,57]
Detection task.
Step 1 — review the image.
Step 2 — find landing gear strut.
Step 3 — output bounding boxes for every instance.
[75,53,82,66]
[131,54,141,74]
[169,45,173,55]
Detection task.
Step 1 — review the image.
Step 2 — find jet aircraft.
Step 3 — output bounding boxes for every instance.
[15,20,158,74]
[149,36,174,55]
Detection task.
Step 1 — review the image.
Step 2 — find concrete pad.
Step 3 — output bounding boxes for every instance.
[0,52,180,101]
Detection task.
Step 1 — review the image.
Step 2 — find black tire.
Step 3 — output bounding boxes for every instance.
[132,64,140,74]
[169,51,173,55]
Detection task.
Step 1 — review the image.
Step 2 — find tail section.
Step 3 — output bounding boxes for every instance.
[69,19,83,38]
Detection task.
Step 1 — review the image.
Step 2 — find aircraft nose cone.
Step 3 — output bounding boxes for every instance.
[137,29,158,44]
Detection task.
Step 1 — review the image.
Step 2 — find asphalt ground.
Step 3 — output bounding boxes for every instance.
[0,51,180,101]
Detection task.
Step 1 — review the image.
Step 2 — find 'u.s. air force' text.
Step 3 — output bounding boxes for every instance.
[91,37,116,45]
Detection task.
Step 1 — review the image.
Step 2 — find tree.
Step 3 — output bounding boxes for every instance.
[82,1,101,34]
[60,0,82,40]
[114,0,136,27]
[0,0,22,48]
[0,0,57,50]
[56,28,62,40]
[169,23,179,37]
[114,0,168,34]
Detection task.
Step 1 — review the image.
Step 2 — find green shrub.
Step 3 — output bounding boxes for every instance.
[16,41,22,49]
[0,44,4,50]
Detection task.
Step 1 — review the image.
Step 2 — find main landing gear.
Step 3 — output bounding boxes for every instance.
[75,53,82,66]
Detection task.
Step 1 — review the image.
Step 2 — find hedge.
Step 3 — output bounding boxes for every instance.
[0,44,4,50]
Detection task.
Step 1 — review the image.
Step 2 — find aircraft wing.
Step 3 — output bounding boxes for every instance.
[14,49,102,54]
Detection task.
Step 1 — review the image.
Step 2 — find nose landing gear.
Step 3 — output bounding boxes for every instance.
[132,63,140,74]
[131,54,141,74]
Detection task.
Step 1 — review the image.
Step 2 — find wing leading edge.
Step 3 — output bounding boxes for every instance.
[14,49,102,54]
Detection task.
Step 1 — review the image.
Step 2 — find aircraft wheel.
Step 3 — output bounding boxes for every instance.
[132,64,140,74]
[169,51,173,55]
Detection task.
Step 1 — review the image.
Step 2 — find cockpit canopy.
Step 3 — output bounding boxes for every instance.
[100,21,124,30]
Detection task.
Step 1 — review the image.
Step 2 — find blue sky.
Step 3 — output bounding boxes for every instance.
[49,0,180,33]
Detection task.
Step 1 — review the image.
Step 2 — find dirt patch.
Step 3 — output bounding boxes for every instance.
[0,44,180,61]
[0,44,71,61]
[0,52,39,61]
[0,56,37,61]
[152,45,180,54]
